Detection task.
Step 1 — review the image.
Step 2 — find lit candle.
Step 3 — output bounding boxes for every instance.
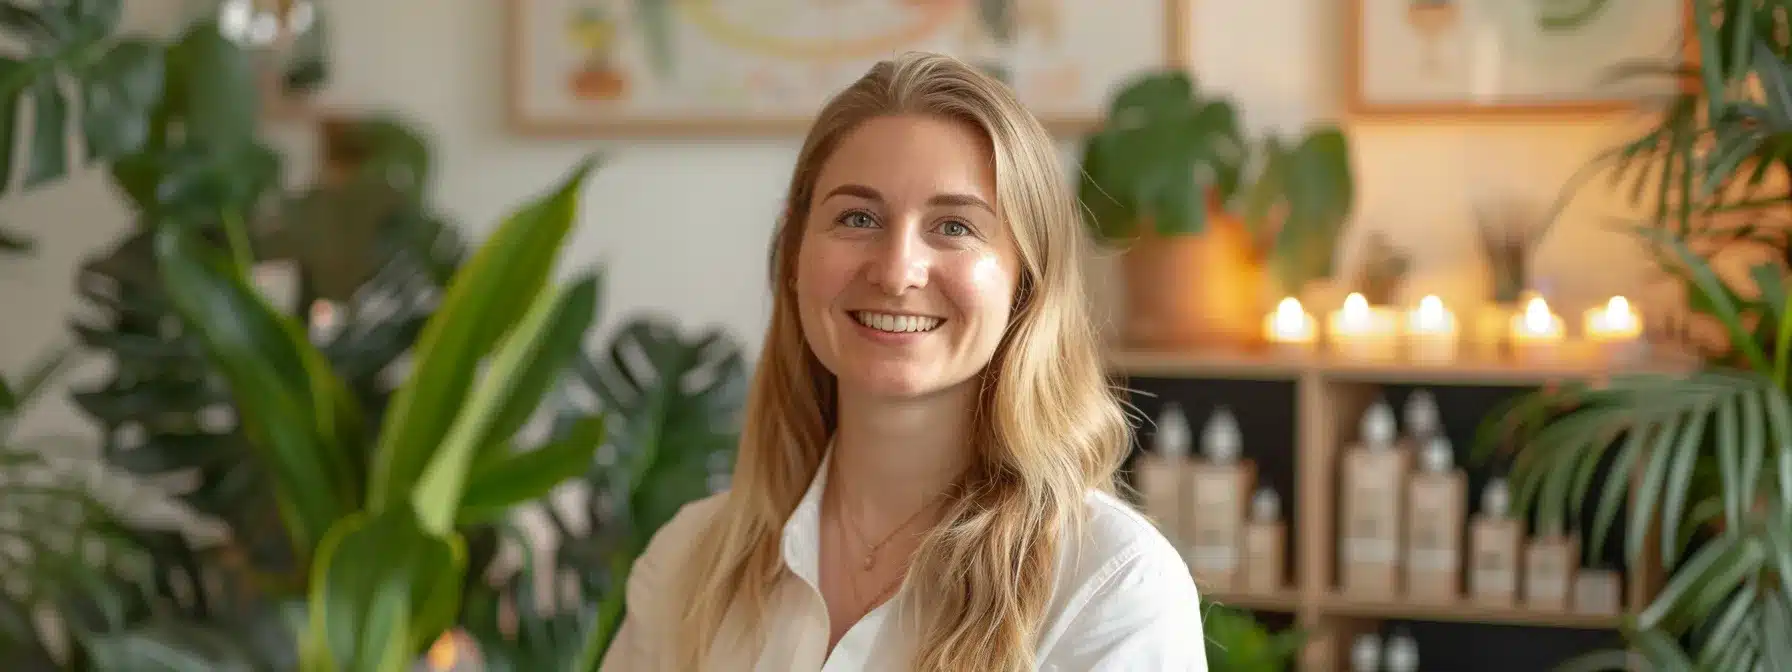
[1509,295,1565,363]
[1327,292,1400,361]
[1583,295,1645,363]
[1263,297,1317,353]
[1404,294,1459,364]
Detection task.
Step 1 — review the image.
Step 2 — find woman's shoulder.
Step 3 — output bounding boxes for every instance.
[1048,489,1201,611]
[638,490,733,562]
[1032,490,1206,666]
[1068,488,1189,576]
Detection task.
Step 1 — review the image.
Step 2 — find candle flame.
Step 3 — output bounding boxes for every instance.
[1415,295,1446,327]
[1523,296,1553,333]
[1274,297,1306,330]
[1342,293,1368,319]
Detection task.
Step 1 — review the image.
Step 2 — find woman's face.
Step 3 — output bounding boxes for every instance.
[794,114,1021,401]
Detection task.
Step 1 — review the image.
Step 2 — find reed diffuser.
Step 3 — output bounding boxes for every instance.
[1471,198,1553,355]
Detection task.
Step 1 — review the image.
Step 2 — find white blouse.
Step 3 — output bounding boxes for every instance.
[599,457,1209,671]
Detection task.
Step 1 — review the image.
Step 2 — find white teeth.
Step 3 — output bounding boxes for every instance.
[853,311,943,333]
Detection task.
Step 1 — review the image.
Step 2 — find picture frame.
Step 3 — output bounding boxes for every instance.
[503,0,1190,136]
[1343,0,1688,118]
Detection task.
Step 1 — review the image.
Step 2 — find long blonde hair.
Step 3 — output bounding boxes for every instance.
[674,51,1130,671]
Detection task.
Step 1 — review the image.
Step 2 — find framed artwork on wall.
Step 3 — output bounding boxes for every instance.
[504,0,1190,136]
[1344,0,1687,118]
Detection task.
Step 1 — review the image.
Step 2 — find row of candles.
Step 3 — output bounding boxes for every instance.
[1263,292,1644,363]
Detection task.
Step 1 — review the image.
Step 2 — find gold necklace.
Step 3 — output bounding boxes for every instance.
[840,492,942,571]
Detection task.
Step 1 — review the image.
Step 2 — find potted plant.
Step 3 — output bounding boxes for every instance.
[1476,5,1792,668]
[1077,70,1355,350]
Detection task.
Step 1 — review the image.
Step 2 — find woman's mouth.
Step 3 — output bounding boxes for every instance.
[850,310,944,334]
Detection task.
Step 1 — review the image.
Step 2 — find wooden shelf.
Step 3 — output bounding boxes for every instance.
[1112,344,1677,670]
[1204,588,1303,613]
[1321,594,1622,630]
[1109,346,1695,385]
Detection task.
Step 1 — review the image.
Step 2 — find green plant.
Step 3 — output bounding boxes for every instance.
[462,316,747,667]
[1076,70,1355,294]
[155,156,608,671]
[1477,6,1792,668]
[1201,603,1304,671]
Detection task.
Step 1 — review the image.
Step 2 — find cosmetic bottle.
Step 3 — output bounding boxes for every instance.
[1468,478,1522,607]
[1186,406,1255,591]
[1405,435,1466,602]
[1241,487,1285,594]
[1384,628,1420,672]
[1524,523,1579,611]
[1341,399,1409,597]
[1136,402,1191,550]
[1572,565,1623,615]
[1350,633,1382,672]
[1401,389,1441,449]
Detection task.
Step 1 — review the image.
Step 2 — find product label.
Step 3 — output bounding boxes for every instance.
[1344,537,1397,564]
[1473,567,1514,594]
[1409,547,1457,572]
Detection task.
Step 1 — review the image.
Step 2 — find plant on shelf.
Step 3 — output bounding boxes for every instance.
[1476,4,1792,669]
[1201,603,1304,672]
[1077,70,1354,349]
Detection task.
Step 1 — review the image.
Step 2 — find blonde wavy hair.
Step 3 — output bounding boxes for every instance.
[672,51,1131,671]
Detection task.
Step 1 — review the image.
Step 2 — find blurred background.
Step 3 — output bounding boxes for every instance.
[2,1,1786,671]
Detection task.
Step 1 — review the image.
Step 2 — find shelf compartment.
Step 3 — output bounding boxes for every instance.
[1321,594,1621,629]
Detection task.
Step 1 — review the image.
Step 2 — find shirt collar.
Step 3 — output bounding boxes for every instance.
[779,447,830,589]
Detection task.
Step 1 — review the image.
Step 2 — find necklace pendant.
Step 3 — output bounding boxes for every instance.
[862,553,876,570]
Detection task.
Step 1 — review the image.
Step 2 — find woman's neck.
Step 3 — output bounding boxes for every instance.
[828,381,977,529]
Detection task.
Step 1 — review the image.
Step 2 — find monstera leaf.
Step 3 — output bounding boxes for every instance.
[0,0,164,192]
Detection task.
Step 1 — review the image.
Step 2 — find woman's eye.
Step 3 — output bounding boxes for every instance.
[840,211,876,228]
[939,220,972,237]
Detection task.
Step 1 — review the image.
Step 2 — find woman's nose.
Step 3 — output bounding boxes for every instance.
[867,226,929,295]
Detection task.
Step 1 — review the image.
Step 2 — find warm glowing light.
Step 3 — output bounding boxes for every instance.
[1510,295,1565,362]
[1327,293,1399,360]
[1522,297,1554,334]
[1264,297,1317,348]
[1404,295,1459,363]
[1274,298,1306,331]
[1341,293,1370,322]
[1411,295,1449,330]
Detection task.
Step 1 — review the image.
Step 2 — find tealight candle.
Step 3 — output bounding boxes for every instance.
[1583,295,1645,362]
[1263,297,1318,353]
[1328,292,1400,361]
[1509,296,1565,363]
[1405,295,1459,364]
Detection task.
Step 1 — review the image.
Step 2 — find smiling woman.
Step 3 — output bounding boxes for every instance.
[599,51,1207,672]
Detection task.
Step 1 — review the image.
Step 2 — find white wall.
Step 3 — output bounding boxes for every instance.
[3,0,1669,440]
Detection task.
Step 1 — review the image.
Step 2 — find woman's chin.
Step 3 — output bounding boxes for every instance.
[837,365,951,400]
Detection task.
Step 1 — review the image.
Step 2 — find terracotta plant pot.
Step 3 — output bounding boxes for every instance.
[1119,209,1266,350]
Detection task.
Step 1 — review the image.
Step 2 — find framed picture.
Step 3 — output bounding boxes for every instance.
[1344,0,1687,117]
[504,0,1189,136]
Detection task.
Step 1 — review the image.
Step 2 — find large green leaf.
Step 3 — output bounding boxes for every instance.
[410,273,601,535]
[153,224,365,558]
[368,156,600,512]
[301,508,465,672]
[0,0,167,193]
[1078,71,1244,240]
[1268,127,1353,291]
[458,414,606,526]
